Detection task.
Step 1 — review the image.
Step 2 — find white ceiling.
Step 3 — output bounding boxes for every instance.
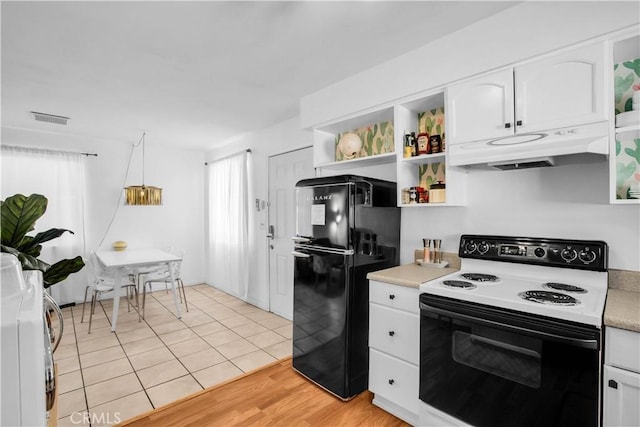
[1,1,518,151]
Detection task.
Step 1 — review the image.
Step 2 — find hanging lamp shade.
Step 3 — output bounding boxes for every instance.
[125,185,162,205]
[125,133,163,205]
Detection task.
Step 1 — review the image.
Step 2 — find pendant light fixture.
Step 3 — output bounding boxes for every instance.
[124,132,162,205]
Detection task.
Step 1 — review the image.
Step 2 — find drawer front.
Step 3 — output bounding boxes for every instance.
[369,303,419,364]
[369,348,419,413]
[369,280,419,314]
[606,327,640,373]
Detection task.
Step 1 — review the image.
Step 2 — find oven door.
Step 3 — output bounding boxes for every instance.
[419,294,601,427]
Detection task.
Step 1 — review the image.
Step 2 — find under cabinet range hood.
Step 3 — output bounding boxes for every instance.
[448,121,609,169]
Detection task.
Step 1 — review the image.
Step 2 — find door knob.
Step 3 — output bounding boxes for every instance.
[267,225,275,240]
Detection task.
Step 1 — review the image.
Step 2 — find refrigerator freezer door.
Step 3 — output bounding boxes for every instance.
[295,183,352,250]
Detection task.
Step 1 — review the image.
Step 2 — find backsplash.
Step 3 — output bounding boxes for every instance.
[334,120,394,162]
[614,57,640,199]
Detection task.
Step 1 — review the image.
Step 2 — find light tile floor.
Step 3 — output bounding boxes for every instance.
[55,284,292,426]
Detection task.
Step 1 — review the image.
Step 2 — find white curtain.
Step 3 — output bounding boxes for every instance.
[1,145,86,305]
[206,151,251,299]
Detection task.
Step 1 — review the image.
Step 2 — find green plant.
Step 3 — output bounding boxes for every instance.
[1,193,84,287]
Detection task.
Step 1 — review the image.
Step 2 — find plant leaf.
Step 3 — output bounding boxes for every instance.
[16,236,42,257]
[1,194,48,248]
[625,98,634,112]
[43,256,85,288]
[17,228,74,253]
[0,244,50,271]
[616,140,621,156]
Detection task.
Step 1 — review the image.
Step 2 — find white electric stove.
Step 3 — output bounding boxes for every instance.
[418,235,608,427]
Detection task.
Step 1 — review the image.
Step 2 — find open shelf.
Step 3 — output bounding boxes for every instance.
[315,152,396,170]
[615,125,640,140]
[402,152,446,165]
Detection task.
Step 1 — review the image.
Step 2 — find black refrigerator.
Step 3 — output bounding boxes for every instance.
[292,175,400,400]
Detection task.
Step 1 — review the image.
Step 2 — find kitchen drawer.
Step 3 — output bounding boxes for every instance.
[369,348,419,414]
[369,303,419,365]
[369,280,419,314]
[606,327,640,373]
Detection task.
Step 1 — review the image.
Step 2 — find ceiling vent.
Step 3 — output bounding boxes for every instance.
[31,111,69,125]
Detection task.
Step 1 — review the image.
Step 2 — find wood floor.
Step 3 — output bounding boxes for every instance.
[120,357,409,427]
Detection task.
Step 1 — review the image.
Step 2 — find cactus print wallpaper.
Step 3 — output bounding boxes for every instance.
[417,107,446,150]
[418,162,446,192]
[614,57,640,199]
[334,120,394,162]
[417,108,447,191]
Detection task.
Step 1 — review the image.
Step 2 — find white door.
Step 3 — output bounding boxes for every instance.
[268,147,314,319]
[603,365,640,427]
[515,42,606,133]
[446,68,515,145]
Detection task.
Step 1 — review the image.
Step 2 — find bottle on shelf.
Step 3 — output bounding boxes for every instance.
[417,132,430,155]
[411,132,418,157]
[429,134,442,154]
[403,132,413,158]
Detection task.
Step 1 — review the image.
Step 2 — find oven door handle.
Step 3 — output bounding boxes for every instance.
[420,302,599,350]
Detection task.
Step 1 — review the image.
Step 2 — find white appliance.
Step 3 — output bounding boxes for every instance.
[418,235,608,427]
[448,121,609,169]
[1,253,54,427]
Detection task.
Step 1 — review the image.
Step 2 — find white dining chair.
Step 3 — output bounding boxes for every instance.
[81,252,139,332]
[139,249,188,319]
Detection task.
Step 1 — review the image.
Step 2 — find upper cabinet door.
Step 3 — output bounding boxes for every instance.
[515,43,607,133]
[447,68,515,145]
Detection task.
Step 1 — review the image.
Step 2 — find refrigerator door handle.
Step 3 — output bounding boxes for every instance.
[292,250,311,258]
[295,244,355,256]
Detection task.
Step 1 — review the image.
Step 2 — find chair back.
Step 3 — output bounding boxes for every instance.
[169,248,184,278]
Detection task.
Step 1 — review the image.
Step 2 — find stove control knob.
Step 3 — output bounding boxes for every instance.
[464,242,477,253]
[478,242,489,254]
[578,248,597,264]
[561,247,578,262]
[534,247,546,258]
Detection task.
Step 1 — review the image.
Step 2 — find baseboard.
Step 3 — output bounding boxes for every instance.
[372,395,418,426]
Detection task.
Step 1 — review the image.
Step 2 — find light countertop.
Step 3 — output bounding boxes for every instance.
[367,263,458,288]
[368,257,639,332]
[605,269,640,333]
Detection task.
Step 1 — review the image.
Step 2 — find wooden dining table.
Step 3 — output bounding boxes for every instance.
[95,248,182,332]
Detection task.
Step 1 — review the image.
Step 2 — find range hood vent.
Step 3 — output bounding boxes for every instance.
[449,122,609,168]
[489,156,555,171]
[31,111,69,125]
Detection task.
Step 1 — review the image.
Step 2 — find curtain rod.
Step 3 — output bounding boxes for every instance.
[205,148,251,165]
[1,144,98,157]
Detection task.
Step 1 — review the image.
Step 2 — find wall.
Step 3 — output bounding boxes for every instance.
[204,117,313,310]
[301,2,640,271]
[401,161,640,270]
[301,2,640,128]
[1,127,206,294]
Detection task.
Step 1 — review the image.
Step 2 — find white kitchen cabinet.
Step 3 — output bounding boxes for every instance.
[447,42,607,145]
[603,327,640,427]
[368,280,420,425]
